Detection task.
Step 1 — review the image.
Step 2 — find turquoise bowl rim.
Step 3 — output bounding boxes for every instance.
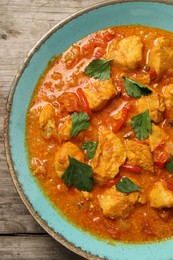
[4,1,173,259]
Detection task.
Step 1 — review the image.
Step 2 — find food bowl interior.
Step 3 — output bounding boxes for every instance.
[6,1,173,260]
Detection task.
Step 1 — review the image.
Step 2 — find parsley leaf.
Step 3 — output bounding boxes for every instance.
[116,177,142,193]
[62,156,94,191]
[131,109,152,140]
[82,141,98,160]
[166,156,173,173]
[85,59,113,81]
[123,76,152,98]
[70,112,90,137]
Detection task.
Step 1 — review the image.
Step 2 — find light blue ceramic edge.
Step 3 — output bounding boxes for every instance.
[7,1,173,260]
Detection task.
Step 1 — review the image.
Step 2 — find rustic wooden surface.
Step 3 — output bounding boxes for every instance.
[0,0,100,259]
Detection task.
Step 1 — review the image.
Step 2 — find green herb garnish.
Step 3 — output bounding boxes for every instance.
[166,156,173,173]
[131,109,152,140]
[123,76,152,98]
[82,141,98,160]
[116,177,142,193]
[85,59,113,81]
[70,112,90,137]
[62,156,94,191]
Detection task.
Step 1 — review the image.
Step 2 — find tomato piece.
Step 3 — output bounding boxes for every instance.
[103,31,115,42]
[113,107,128,133]
[76,88,92,117]
[121,163,142,173]
[94,47,106,58]
[81,43,94,58]
[155,151,169,168]
[92,33,107,48]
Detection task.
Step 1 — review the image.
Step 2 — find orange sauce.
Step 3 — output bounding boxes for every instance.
[26,25,173,243]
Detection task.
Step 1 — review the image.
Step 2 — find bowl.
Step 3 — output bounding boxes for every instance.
[4,0,173,259]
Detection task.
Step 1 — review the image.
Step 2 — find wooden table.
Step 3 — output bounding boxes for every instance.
[0,1,100,259]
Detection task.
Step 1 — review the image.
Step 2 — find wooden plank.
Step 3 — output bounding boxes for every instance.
[0,0,99,232]
[0,0,100,258]
[0,235,85,260]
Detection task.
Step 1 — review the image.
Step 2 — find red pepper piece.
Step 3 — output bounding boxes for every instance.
[105,176,120,188]
[113,106,128,133]
[121,163,142,173]
[155,151,169,168]
[77,88,92,117]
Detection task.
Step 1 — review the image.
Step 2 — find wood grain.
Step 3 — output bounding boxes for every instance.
[0,0,99,258]
[0,235,84,260]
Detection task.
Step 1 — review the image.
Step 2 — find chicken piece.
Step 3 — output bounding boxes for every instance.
[126,140,154,172]
[148,37,173,80]
[57,116,72,143]
[138,192,147,204]
[163,84,173,110]
[98,186,141,219]
[55,142,85,178]
[105,36,143,70]
[39,104,56,139]
[82,191,93,201]
[83,79,117,111]
[148,124,167,152]
[90,126,126,185]
[149,181,173,208]
[138,92,165,123]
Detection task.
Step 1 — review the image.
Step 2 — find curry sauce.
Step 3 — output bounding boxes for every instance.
[26,25,173,243]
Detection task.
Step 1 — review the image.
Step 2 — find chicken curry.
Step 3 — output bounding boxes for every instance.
[26,25,173,243]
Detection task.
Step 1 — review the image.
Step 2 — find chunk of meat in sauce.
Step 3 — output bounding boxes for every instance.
[98,186,141,219]
[39,104,56,139]
[148,124,167,152]
[148,37,173,80]
[83,79,117,111]
[57,116,72,143]
[55,142,85,178]
[163,84,173,110]
[138,92,165,123]
[126,140,154,172]
[90,126,126,185]
[105,36,143,70]
[149,181,173,208]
